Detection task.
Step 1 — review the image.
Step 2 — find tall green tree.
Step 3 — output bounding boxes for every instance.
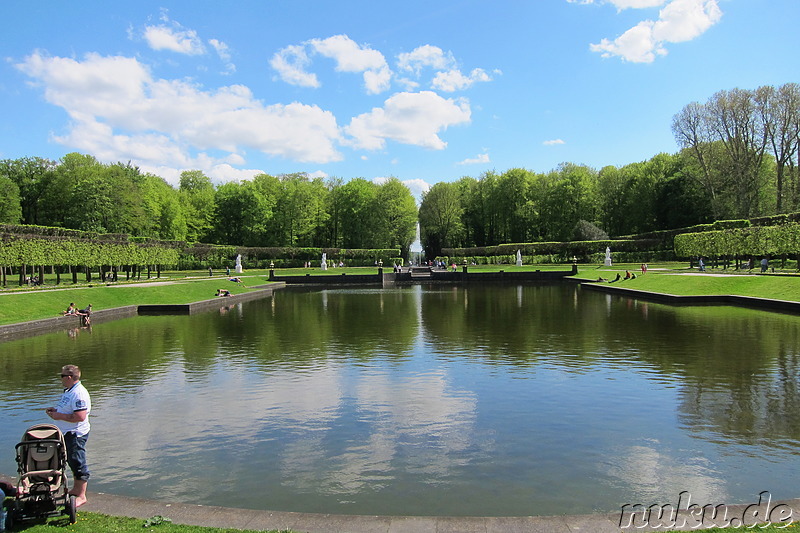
[0,156,56,225]
[758,83,800,212]
[337,178,379,249]
[0,175,22,223]
[419,181,464,258]
[179,170,216,242]
[374,177,417,257]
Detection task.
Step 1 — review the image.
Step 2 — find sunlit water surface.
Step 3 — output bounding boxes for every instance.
[2,283,799,516]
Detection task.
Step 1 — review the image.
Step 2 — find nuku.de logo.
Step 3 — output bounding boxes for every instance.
[619,491,793,529]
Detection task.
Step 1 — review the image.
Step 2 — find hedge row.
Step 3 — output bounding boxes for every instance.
[674,223,800,258]
[179,244,402,269]
[0,234,180,267]
[442,239,662,261]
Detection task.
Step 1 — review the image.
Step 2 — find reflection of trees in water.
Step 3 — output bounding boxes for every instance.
[421,284,800,445]
[677,350,800,445]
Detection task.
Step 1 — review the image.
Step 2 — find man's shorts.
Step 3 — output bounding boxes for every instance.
[64,431,90,481]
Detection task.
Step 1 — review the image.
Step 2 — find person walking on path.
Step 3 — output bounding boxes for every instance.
[45,364,91,508]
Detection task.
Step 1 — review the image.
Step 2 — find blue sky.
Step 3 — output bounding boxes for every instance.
[1,0,797,199]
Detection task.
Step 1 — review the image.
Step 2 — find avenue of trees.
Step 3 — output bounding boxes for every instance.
[421,83,800,257]
[0,154,418,257]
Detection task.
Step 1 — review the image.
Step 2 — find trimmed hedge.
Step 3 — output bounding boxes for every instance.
[674,223,800,259]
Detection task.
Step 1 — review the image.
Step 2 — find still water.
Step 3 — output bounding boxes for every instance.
[1,283,799,516]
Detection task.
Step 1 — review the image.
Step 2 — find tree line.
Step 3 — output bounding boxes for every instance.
[420,83,800,257]
[0,154,418,257]
[2,83,797,260]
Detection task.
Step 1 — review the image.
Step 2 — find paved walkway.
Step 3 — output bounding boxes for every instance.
[3,474,795,533]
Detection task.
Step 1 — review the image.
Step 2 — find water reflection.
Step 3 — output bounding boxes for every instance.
[1,284,799,516]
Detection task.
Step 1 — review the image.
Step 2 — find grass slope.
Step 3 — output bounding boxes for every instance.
[0,276,269,326]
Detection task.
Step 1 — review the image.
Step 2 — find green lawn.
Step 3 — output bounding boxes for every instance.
[3,263,800,327]
[6,511,292,532]
[0,275,272,326]
[578,262,800,301]
[10,510,796,532]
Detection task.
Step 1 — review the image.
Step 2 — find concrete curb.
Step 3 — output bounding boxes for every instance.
[2,471,798,532]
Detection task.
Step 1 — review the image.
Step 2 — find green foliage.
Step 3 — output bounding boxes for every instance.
[0,225,182,270]
[143,515,173,527]
[572,220,608,241]
[675,223,800,258]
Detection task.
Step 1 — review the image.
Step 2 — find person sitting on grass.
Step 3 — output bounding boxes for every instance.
[609,273,621,283]
[216,288,232,297]
[62,302,77,315]
[77,304,92,326]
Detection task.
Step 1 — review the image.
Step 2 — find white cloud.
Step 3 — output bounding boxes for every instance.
[143,23,205,55]
[397,45,455,74]
[309,35,392,94]
[613,0,667,8]
[653,0,722,43]
[209,38,235,74]
[457,153,490,165]
[588,0,722,63]
[270,44,320,88]
[543,139,566,146]
[402,178,432,203]
[345,91,471,151]
[432,68,492,92]
[271,35,392,94]
[17,51,344,183]
[307,170,329,180]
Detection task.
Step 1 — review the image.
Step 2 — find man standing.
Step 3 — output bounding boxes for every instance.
[45,365,91,507]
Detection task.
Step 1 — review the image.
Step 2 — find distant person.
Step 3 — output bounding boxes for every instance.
[610,273,621,283]
[77,304,92,326]
[624,270,631,280]
[641,263,647,275]
[209,267,213,276]
[698,258,705,272]
[216,288,232,297]
[761,257,768,273]
[63,302,77,315]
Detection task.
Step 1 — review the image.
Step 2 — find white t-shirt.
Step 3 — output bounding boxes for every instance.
[55,381,91,437]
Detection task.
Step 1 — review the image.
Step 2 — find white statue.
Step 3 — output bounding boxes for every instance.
[516,249,522,267]
[321,252,327,270]
[235,254,243,273]
[604,247,612,267]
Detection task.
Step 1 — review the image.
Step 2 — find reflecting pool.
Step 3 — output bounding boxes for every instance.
[1,283,799,516]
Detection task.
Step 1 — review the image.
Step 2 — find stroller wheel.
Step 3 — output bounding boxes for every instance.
[66,495,77,524]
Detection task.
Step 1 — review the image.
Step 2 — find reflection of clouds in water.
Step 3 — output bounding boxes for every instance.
[91,360,345,483]
[92,358,480,499]
[605,443,728,505]
[279,370,480,495]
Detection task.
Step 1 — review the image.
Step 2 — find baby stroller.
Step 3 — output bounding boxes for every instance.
[4,424,77,529]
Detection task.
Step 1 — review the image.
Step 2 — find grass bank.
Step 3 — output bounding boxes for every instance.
[8,512,292,532]
[580,262,800,301]
[12,510,796,532]
[0,274,271,326]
